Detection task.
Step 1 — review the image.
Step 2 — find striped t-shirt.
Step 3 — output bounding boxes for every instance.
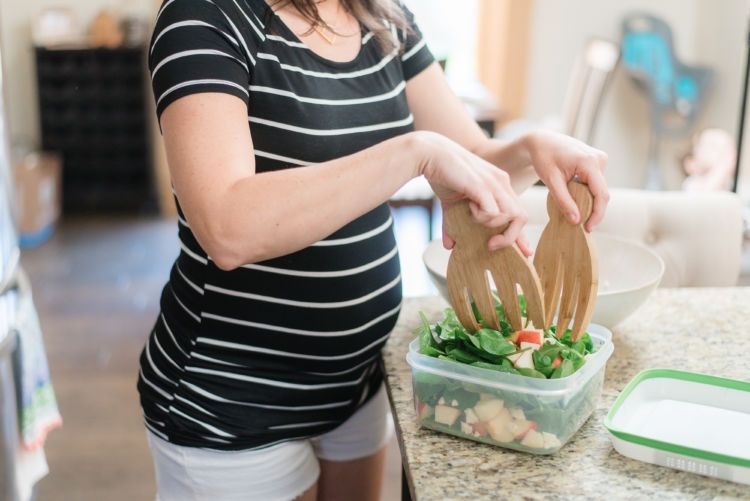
[137,0,435,450]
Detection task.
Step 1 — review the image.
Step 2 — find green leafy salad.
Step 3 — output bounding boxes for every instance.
[416,296,598,379]
[410,296,604,452]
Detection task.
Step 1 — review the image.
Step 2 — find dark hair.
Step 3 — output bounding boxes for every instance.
[266,0,411,53]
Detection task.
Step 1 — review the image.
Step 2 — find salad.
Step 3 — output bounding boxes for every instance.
[416,296,598,379]
[410,296,605,452]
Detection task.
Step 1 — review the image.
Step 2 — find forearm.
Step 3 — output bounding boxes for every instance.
[188,133,424,269]
[469,135,539,194]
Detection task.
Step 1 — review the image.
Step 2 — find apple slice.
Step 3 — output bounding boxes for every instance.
[520,428,545,449]
[434,404,462,426]
[486,408,514,443]
[417,401,433,421]
[471,421,488,437]
[473,398,504,422]
[511,419,537,440]
[487,408,513,439]
[509,349,534,369]
[512,329,544,346]
[552,355,563,368]
[542,432,562,449]
[464,408,480,424]
[508,407,526,421]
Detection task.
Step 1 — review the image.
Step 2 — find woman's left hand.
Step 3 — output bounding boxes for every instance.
[521,130,609,231]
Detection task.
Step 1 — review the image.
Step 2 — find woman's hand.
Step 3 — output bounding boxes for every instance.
[519,130,609,231]
[412,131,531,254]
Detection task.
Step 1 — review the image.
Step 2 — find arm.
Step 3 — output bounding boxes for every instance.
[160,92,516,269]
[161,92,419,269]
[405,63,609,234]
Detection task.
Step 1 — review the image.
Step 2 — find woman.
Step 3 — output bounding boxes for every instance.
[138,0,609,500]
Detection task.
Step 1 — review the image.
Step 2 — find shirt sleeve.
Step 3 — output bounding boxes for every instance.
[149,0,259,120]
[398,4,436,81]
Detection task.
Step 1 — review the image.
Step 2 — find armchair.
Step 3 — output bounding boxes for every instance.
[520,186,744,287]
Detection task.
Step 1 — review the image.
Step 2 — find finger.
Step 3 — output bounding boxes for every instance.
[574,170,609,231]
[515,229,533,257]
[545,175,580,225]
[442,230,456,250]
[467,193,500,222]
[575,151,609,230]
[586,182,610,231]
[487,214,525,250]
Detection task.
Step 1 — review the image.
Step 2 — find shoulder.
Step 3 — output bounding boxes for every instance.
[154,0,270,35]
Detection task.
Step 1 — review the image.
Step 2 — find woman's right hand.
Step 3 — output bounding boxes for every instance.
[412,131,531,255]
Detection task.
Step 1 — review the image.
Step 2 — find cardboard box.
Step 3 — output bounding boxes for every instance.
[13,152,62,247]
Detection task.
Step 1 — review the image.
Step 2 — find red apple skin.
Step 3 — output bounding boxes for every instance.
[513,420,538,440]
[512,329,543,346]
[471,422,488,437]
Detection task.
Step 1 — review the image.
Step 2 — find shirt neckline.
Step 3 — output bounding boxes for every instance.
[267,9,369,68]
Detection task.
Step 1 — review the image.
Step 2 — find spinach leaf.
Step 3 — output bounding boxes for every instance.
[416,294,596,380]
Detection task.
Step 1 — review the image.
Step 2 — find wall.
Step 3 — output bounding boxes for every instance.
[0,0,157,154]
[403,0,478,84]
[2,0,750,200]
[525,0,750,193]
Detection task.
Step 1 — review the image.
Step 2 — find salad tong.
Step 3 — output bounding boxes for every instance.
[533,180,598,341]
[443,200,546,333]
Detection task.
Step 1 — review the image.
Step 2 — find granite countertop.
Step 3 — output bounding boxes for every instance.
[383,288,750,501]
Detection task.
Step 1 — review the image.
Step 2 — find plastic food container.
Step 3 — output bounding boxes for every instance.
[604,368,750,485]
[406,324,614,454]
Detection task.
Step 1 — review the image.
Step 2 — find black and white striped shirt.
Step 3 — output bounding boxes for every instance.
[138,0,434,450]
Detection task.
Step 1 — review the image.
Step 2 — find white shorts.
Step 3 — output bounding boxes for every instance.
[146,384,394,501]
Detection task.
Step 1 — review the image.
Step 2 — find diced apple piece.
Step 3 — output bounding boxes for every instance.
[520,428,545,449]
[471,421,488,437]
[473,398,505,422]
[417,401,433,420]
[460,421,473,435]
[478,392,495,401]
[464,408,480,424]
[486,408,514,443]
[434,404,462,426]
[511,350,534,369]
[508,407,526,421]
[512,329,544,346]
[511,419,537,440]
[542,432,562,449]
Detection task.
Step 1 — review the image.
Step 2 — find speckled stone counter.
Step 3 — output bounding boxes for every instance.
[382,288,750,501]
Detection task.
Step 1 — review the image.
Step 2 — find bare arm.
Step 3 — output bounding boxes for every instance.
[160,92,424,269]
[160,91,516,269]
[405,63,609,236]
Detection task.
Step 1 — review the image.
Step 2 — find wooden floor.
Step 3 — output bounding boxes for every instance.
[20,207,438,501]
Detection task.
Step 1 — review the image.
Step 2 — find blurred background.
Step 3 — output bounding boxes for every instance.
[1,0,750,500]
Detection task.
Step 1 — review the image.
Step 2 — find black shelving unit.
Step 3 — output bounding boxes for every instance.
[35,46,156,213]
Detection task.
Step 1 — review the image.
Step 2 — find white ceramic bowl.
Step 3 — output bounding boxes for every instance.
[422,225,665,328]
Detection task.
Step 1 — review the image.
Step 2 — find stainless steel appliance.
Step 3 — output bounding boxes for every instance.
[0,29,23,501]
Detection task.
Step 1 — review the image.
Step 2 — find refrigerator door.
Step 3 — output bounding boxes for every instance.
[0,31,20,295]
[0,287,19,501]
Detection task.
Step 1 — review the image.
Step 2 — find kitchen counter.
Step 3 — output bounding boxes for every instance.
[382,288,750,500]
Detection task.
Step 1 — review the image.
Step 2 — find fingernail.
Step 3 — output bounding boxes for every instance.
[567,212,577,223]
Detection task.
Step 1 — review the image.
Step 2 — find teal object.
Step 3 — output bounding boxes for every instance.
[621,13,714,138]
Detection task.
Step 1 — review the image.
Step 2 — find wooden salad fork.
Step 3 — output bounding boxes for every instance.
[443,200,545,333]
[533,180,599,341]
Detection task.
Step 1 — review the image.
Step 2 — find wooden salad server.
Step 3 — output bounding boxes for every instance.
[533,180,599,341]
[443,200,545,333]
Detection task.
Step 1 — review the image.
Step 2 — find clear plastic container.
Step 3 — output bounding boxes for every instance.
[406,323,614,454]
